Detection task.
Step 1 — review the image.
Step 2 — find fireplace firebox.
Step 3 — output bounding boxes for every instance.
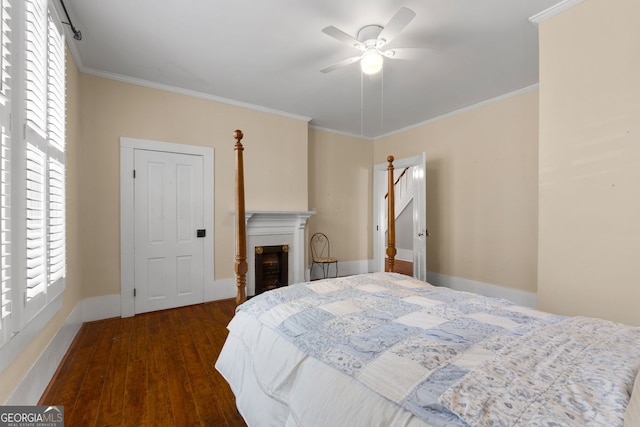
[254,245,289,295]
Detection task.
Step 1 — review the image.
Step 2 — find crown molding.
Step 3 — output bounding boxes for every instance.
[71,62,312,124]
[529,0,585,25]
[374,84,540,140]
[82,67,312,123]
[310,84,540,141]
[308,125,375,141]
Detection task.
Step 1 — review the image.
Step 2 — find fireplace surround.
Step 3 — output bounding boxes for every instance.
[242,211,314,297]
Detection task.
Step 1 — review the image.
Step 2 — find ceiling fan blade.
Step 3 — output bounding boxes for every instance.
[377,7,416,47]
[382,47,431,60]
[320,56,362,73]
[322,26,364,50]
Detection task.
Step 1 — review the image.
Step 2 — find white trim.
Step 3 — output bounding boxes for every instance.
[81,294,121,322]
[308,259,371,281]
[529,0,585,25]
[308,125,375,141]
[331,259,370,278]
[373,153,427,280]
[396,248,413,262]
[120,137,214,317]
[83,67,312,125]
[0,297,62,374]
[311,85,541,141]
[5,293,124,405]
[2,286,248,404]
[69,51,537,144]
[2,268,538,404]
[243,211,314,295]
[427,272,538,308]
[207,278,237,302]
[2,0,69,375]
[374,84,539,140]
[4,303,81,405]
[72,59,537,143]
[2,291,120,405]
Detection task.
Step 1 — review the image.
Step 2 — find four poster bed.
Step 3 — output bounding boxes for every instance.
[216,130,640,427]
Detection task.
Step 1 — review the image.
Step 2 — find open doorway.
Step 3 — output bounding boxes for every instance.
[373,153,427,280]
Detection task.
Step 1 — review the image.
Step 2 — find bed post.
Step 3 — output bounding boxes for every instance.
[386,155,396,272]
[234,130,247,305]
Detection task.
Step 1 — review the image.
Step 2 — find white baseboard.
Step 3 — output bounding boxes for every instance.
[6,304,83,405]
[5,278,274,404]
[207,278,237,301]
[82,294,121,322]
[7,268,536,404]
[427,272,537,308]
[396,249,413,262]
[6,293,123,405]
[308,259,371,281]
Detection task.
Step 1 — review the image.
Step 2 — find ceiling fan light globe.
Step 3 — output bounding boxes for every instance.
[361,49,383,75]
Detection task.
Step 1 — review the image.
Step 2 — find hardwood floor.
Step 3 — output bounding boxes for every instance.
[39,299,248,427]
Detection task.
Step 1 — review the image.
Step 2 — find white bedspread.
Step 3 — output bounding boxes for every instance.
[216,273,640,427]
[217,310,433,427]
[442,317,640,426]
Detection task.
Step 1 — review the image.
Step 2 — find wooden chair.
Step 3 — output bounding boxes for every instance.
[310,232,338,279]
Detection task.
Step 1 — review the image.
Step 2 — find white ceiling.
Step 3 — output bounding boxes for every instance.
[61,0,559,139]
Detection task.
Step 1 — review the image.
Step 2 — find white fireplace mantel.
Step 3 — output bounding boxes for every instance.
[244,211,315,235]
[237,210,315,296]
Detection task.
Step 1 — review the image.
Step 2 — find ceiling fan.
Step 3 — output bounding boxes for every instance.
[320,7,430,75]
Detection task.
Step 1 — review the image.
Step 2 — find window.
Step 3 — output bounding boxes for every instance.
[0,0,66,369]
[0,0,13,348]
[24,0,66,322]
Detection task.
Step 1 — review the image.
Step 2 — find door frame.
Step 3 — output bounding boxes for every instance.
[373,153,426,280]
[120,137,214,317]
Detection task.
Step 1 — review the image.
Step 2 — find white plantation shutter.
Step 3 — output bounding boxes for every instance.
[23,0,65,321]
[0,129,10,346]
[47,157,64,289]
[46,11,64,297]
[0,0,9,96]
[0,0,11,346]
[47,12,64,152]
[25,0,47,136]
[25,142,46,313]
[0,0,66,360]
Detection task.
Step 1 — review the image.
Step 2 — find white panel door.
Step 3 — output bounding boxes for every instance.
[134,149,205,314]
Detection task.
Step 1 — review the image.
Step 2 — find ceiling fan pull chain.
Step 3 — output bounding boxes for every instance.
[360,70,364,136]
[381,67,384,133]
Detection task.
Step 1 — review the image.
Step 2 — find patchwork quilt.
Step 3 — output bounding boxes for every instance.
[237,273,640,426]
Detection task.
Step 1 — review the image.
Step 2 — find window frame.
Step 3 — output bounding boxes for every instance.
[0,0,12,348]
[0,0,67,375]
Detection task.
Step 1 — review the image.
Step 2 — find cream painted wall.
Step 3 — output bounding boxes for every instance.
[10,0,638,402]
[64,51,84,342]
[0,49,83,404]
[78,75,309,298]
[537,0,640,325]
[374,90,540,293]
[307,128,373,263]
